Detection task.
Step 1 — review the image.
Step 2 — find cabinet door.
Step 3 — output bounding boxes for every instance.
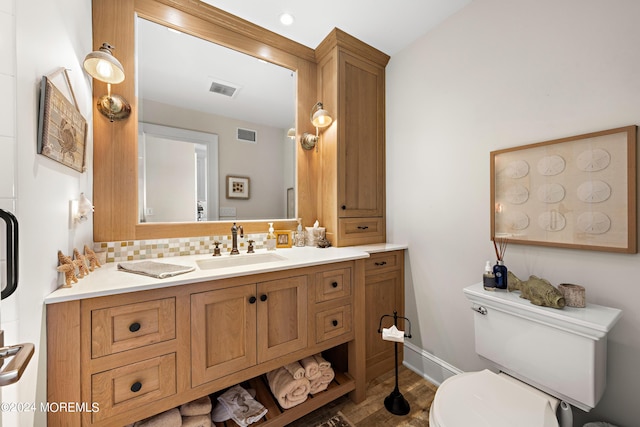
[191,284,257,387]
[256,275,308,363]
[338,51,385,218]
[365,270,403,381]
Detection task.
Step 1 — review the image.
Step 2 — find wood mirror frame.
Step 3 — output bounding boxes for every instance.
[91,0,319,242]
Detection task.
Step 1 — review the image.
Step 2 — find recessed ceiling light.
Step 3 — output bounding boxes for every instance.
[279,13,294,26]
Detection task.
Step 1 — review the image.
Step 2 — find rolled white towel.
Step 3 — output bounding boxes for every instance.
[309,367,335,394]
[300,356,321,380]
[133,408,181,427]
[266,366,311,409]
[283,361,305,380]
[179,395,212,417]
[181,414,212,427]
[313,353,331,370]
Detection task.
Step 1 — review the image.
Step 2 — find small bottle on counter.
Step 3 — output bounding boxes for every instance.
[294,219,305,247]
[483,261,496,291]
[266,222,276,251]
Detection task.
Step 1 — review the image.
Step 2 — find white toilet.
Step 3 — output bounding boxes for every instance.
[429,282,622,427]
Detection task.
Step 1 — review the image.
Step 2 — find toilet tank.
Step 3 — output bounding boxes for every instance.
[464,283,622,412]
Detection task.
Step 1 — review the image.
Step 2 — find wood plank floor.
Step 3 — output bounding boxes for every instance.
[288,366,437,426]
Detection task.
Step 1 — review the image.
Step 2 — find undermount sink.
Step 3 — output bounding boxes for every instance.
[196,252,287,270]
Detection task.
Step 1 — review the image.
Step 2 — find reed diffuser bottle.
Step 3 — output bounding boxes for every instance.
[492,237,508,289]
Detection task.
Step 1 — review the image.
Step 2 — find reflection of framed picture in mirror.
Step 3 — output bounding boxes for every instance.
[275,230,292,248]
[226,175,250,199]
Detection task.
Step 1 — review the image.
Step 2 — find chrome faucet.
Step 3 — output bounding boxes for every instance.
[230,223,243,255]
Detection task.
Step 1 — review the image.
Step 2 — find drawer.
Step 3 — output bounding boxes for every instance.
[91,353,176,423]
[91,298,176,358]
[365,251,402,273]
[315,305,353,344]
[315,268,351,303]
[337,217,385,246]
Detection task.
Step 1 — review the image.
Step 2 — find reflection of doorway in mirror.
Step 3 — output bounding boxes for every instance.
[139,123,219,223]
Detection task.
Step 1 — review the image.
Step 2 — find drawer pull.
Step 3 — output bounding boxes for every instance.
[129,322,141,333]
[260,294,268,302]
[249,296,257,304]
[332,320,338,327]
[374,261,387,266]
[331,281,338,288]
[341,205,347,210]
[130,381,142,393]
[357,226,369,230]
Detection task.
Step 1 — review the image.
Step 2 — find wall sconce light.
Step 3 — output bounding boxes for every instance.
[300,102,333,151]
[83,43,131,122]
[71,193,94,226]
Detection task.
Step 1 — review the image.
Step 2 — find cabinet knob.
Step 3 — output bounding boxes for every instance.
[260,294,268,302]
[332,320,338,327]
[357,226,369,230]
[331,281,338,288]
[130,381,142,393]
[129,322,141,332]
[249,296,257,304]
[341,205,346,210]
[374,261,387,266]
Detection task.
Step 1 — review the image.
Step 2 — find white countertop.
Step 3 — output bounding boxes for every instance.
[44,243,407,304]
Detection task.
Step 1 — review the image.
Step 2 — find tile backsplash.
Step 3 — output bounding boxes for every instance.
[95,233,269,263]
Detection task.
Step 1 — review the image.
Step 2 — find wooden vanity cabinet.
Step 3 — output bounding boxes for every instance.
[315,29,390,247]
[364,250,405,382]
[47,261,364,427]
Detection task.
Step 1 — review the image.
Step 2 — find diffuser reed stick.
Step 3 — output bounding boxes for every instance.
[492,237,508,261]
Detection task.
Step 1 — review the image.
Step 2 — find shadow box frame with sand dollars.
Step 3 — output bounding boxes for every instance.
[490,125,637,253]
[37,68,88,173]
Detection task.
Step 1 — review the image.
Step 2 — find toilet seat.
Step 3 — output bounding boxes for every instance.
[429,370,559,427]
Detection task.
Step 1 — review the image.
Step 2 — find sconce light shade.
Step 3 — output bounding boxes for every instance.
[83,42,131,122]
[83,43,125,84]
[311,103,333,128]
[301,102,333,151]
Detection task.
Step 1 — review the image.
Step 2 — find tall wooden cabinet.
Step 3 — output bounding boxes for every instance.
[315,29,390,247]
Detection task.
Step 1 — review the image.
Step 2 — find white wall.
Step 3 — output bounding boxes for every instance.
[386,0,640,425]
[9,0,92,425]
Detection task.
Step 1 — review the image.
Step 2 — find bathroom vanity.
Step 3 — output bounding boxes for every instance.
[46,245,405,426]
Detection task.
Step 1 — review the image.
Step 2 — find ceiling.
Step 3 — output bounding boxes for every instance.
[138,0,471,130]
[201,0,472,56]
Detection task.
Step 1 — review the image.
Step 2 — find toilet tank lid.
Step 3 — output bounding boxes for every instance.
[432,370,559,427]
[464,282,622,340]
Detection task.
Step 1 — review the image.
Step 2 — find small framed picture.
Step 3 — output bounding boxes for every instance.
[226,175,250,199]
[275,230,292,248]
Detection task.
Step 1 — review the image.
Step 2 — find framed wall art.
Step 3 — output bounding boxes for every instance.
[37,69,88,173]
[226,175,250,199]
[491,125,637,253]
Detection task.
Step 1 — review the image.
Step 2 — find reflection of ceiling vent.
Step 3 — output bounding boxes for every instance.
[209,79,240,98]
[237,128,257,144]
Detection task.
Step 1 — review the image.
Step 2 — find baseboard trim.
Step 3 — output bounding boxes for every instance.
[402,341,463,387]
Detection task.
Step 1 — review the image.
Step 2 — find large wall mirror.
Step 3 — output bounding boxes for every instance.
[137,17,296,223]
[91,0,319,241]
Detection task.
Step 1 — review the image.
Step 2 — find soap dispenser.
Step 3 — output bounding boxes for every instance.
[266,222,276,251]
[483,261,495,290]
